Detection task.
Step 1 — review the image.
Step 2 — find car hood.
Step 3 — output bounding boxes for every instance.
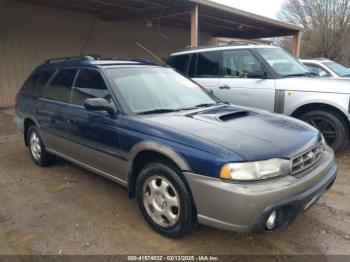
[144,105,321,161]
[276,77,350,94]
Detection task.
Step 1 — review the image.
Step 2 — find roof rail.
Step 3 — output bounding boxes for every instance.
[227,40,258,46]
[183,42,259,52]
[45,54,101,64]
[185,45,212,50]
[108,58,154,63]
[314,57,330,60]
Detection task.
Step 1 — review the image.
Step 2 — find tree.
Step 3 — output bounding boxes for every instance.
[279,0,350,65]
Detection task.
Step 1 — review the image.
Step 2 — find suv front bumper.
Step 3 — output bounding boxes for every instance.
[183,147,336,233]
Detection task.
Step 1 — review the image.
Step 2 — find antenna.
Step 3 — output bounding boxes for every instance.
[136,42,169,67]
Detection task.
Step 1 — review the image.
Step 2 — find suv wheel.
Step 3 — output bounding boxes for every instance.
[136,162,197,238]
[300,110,349,152]
[27,125,52,166]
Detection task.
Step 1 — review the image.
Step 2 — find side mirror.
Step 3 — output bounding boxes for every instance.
[247,70,267,79]
[84,98,116,115]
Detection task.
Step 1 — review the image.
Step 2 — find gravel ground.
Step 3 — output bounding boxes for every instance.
[0,109,349,255]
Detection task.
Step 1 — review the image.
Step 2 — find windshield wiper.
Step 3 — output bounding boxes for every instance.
[137,109,180,115]
[176,103,222,111]
[283,72,316,78]
[194,103,220,108]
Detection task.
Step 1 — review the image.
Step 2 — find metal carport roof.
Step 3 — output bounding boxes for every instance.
[18,0,303,54]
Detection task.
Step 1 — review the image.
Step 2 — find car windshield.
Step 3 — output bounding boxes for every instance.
[256,48,310,77]
[323,61,350,77]
[106,67,220,114]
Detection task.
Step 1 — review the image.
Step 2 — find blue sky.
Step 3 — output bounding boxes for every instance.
[210,0,286,19]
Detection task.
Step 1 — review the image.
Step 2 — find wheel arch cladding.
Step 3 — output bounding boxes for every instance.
[127,141,192,198]
[24,118,37,146]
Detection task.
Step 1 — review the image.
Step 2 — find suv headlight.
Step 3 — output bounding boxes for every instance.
[220,159,290,182]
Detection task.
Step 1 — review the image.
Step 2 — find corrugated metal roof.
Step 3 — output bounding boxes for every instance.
[18,0,302,39]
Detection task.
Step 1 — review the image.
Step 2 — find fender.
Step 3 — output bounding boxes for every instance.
[283,92,350,118]
[128,141,191,172]
[126,141,192,198]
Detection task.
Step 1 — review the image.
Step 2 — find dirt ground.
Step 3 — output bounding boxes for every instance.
[0,108,349,255]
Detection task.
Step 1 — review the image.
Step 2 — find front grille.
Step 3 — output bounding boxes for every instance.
[291,144,324,175]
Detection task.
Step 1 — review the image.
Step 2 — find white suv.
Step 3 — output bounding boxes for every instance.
[300,59,350,79]
[166,45,350,152]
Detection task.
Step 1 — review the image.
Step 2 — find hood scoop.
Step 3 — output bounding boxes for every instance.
[217,110,250,122]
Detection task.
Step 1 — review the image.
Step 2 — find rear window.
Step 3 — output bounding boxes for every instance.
[45,69,77,103]
[167,55,190,74]
[195,51,221,77]
[22,70,54,98]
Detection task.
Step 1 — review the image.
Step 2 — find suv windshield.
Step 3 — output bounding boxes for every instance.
[106,67,219,114]
[256,48,310,77]
[323,61,350,77]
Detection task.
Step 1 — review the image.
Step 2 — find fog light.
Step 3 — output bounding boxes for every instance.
[266,210,277,230]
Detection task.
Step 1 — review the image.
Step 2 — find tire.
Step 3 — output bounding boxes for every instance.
[136,161,197,238]
[300,110,349,152]
[27,125,53,166]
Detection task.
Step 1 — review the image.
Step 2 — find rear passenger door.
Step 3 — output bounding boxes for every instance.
[191,51,221,91]
[38,69,77,155]
[218,49,276,112]
[65,69,124,180]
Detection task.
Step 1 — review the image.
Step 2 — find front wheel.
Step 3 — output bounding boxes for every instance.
[300,110,348,152]
[136,162,197,238]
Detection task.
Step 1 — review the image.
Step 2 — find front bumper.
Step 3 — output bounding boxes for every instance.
[183,147,337,233]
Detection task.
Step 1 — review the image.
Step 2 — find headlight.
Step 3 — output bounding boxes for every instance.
[220,159,290,181]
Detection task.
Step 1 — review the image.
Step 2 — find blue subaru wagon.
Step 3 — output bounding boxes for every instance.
[15,56,337,238]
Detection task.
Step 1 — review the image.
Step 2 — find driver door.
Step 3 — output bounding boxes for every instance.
[217,49,276,112]
[64,69,125,181]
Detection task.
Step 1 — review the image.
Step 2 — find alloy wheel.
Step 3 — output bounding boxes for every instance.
[307,117,337,147]
[142,175,180,228]
[30,131,42,161]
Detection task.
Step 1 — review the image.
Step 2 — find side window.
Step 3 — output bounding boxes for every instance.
[305,64,330,77]
[71,69,110,106]
[22,70,54,98]
[45,69,77,103]
[195,51,221,77]
[223,50,262,78]
[167,55,190,74]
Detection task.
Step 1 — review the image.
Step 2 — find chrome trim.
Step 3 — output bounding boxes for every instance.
[46,148,128,187]
[290,143,324,176]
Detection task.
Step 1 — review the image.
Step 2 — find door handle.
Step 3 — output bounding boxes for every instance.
[219,85,231,90]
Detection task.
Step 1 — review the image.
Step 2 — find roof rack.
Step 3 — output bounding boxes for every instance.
[44,56,156,65]
[227,40,258,46]
[106,58,154,64]
[185,45,212,50]
[184,41,259,51]
[314,57,330,60]
[45,54,101,64]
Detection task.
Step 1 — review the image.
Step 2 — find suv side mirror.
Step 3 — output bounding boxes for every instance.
[247,70,267,79]
[84,98,116,115]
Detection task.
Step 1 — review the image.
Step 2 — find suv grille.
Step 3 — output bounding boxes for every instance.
[291,144,324,175]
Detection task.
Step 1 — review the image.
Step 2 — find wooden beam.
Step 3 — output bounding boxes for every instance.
[292,31,302,57]
[191,5,199,47]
